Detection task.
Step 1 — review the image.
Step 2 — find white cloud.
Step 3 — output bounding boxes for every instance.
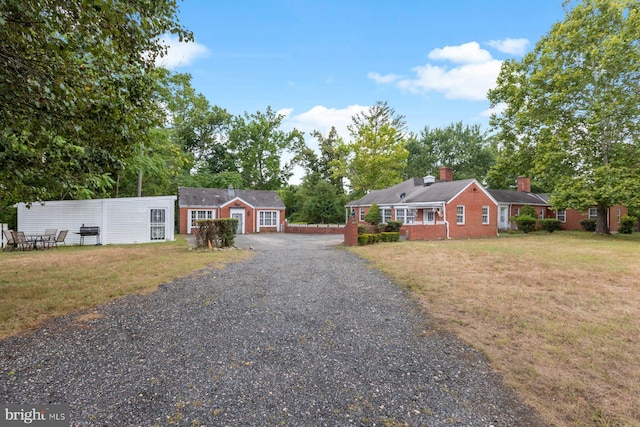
[367,72,402,84]
[480,102,507,118]
[283,105,369,140]
[155,34,210,69]
[487,38,529,56]
[428,41,492,64]
[370,41,503,101]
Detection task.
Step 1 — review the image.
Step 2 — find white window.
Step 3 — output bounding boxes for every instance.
[617,208,621,224]
[395,208,415,225]
[425,210,435,225]
[514,207,521,216]
[482,206,490,224]
[457,205,465,225]
[259,211,278,227]
[150,209,166,240]
[380,208,392,223]
[360,208,365,221]
[556,209,566,223]
[190,209,215,232]
[539,209,545,219]
[588,208,598,219]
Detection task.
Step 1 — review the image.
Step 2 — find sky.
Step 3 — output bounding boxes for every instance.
[158,0,569,182]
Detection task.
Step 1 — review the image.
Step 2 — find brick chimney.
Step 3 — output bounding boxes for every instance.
[439,167,453,182]
[517,176,531,192]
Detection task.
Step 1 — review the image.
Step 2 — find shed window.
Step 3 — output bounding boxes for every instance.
[150,209,166,240]
[588,208,598,219]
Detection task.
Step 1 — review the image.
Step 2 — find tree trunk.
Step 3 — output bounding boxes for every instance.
[595,204,610,234]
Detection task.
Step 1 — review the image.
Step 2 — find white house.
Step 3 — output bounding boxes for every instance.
[16,196,176,245]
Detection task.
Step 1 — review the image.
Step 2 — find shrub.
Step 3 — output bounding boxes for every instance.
[540,218,562,233]
[195,218,239,248]
[358,234,369,246]
[364,203,381,224]
[618,215,637,234]
[381,232,400,242]
[357,224,366,235]
[580,218,597,232]
[521,205,538,218]
[384,220,403,232]
[515,215,537,233]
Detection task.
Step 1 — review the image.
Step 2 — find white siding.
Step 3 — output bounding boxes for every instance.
[16,196,176,245]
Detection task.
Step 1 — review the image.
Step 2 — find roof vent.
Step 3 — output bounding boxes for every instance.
[423,175,436,186]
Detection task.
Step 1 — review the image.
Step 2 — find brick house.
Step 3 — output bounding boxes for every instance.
[346,167,499,240]
[487,177,628,232]
[178,187,285,235]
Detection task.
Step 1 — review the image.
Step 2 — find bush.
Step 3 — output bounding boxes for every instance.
[358,234,369,246]
[618,215,637,234]
[384,220,403,232]
[381,232,400,242]
[364,203,381,224]
[580,218,597,232]
[195,218,239,248]
[539,218,562,233]
[521,205,538,218]
[515,215,537,233]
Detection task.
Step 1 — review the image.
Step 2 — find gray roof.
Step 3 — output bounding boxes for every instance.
[178,187,285,209]
[486,189,549,206]
[346,178,477,207]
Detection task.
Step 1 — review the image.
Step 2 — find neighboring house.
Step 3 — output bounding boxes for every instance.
[346,167,499,240]
[178,187,286,234]
[16,196,176,245]
[487,177,628,232]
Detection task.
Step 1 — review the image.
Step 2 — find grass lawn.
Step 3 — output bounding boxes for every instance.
[350,231,640,427]
[0,235,252,340]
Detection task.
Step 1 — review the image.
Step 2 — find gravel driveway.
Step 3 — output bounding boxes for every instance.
[1,234,544,426]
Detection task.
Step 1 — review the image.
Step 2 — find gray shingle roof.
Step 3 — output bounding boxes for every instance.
[178,187,285,208]
[486,189,549,205]
[346,178,477,206]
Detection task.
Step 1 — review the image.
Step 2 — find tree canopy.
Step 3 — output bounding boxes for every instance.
[488,0,640,233]
[0,0,191,204]
[405,122,495,182]
[331,102,408,195]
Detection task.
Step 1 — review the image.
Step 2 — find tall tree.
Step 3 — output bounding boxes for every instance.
[488,0,640,234]
[331,102,408,195]
[228,107,305,190]
[0,0,191,203]
[405,122,496,182]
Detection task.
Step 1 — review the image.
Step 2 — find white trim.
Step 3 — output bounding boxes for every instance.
[257,210,279,232]
[221,197,256,209]
[482,206,490,225]
[188,209,216,234]
[230,208,245,234]
[447,179,499,206]
[456,205,465,225]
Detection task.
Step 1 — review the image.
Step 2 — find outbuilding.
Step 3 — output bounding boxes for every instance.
[16,196,176,245]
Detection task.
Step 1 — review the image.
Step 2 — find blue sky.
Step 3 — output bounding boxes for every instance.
[159,1,568,181]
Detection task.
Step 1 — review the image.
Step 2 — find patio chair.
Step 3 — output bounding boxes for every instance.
[12,231,32,251]
[50,230,68,248]
[43,229,57,248]
[3,229,15,251]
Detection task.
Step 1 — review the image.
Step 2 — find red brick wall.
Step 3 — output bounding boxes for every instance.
[284,223,345,234]
[447,182,498,239]
[404,224,447,240]
[343,220,359,246]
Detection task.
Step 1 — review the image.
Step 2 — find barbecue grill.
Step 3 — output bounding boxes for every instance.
[78,226,100,246]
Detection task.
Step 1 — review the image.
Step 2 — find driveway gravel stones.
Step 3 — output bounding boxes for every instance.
[0,234,544,426]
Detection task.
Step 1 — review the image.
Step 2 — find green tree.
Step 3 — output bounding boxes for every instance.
[365,203,381,224]
[228,107,305,190]
[302,180,344,224]
[0,0,191,204]
[488,0,640,234]
[405,122,496,182]
[332,102,408,194]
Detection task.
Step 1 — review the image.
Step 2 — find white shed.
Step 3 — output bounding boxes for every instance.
[16,196,176,245]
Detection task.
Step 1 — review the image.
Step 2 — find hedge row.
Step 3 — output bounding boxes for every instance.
[358,232,400,245]
[195,218,238,248]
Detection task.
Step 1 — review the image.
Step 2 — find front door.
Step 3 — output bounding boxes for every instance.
[230,208,245,234]
[499,206,509,230]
